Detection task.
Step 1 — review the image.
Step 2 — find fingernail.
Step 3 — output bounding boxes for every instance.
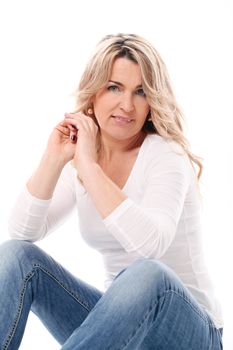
[71,135,77,142]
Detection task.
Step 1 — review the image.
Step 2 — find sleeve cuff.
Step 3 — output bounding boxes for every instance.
[103,198,134,226]
[23,185,52,206]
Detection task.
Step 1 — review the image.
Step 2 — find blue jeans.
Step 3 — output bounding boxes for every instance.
[0,240,222,349]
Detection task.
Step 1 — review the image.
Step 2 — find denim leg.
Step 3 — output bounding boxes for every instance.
[0,240,103,350]
[61,259,223,350]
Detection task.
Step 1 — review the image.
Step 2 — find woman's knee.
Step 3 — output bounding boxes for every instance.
[114,258,171,296]
[127,258,169,280]
[124,258,188,301]
[1,239,32,256]
[105,259,172,315]
[0,240,40,271]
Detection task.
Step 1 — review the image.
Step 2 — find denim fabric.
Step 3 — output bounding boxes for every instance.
[0,240,223,349]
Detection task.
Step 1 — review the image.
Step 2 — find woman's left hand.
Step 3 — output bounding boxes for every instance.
[63,112,100,181]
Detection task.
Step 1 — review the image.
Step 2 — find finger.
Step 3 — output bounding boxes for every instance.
[62,116,77,129]
[65,112,90,123]
[61,118,79,131]
[64,116,94,132]
[69,127,78,142]
[64,112,79,121]
[63,122,78,142]
[63,117,82,130]
[55,124,70,136]
[56,121,78,141]
[54,127,69,137]
[67,124,78,131]
[70,133,77,143]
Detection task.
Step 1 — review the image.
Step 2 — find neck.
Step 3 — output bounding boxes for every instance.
[98,131,146,162]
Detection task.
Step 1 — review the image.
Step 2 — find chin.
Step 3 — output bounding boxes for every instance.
[108,130,143,141]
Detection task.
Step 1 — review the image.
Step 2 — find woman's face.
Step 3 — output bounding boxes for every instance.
[92,57,150,142]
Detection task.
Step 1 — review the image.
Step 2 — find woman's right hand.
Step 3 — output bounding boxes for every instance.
[26,119,78,199]
[46,119,77,165]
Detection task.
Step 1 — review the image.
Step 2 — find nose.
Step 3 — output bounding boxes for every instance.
[120,92,134,113]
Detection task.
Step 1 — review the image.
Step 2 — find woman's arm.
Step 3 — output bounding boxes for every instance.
[80,162,127,218]
[8,162,76,242]
[102,149,193,258]
[81,142,193,259]
[8,120,77,241]
[64,113,127,218]
[27,119,77,199]
[27,152,66,200]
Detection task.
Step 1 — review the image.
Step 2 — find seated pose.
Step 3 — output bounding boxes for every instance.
[0,33,223,349]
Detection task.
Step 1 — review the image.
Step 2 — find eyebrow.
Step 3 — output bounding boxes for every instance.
[108,80,143,89]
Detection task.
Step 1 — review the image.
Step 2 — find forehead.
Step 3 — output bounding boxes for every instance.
[110,57,142,86]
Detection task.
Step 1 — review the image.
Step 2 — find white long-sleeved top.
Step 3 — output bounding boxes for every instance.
[8,134,223,328]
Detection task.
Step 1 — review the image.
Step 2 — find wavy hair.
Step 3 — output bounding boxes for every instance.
[74,33,203,179]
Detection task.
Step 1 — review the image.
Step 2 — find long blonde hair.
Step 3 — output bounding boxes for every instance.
[74,33,203,179]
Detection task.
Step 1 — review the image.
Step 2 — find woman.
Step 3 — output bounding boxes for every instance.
[0,34,223,349]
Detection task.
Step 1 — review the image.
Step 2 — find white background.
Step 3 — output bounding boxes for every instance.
[0,0,232,348]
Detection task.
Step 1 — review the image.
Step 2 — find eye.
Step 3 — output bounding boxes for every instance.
[107,85,120,92]
[136,88,146,97]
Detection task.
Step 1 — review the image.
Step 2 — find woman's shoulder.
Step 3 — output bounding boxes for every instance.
[144,133,186,157]
[142,133,194,182]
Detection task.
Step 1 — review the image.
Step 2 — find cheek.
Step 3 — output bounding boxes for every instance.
[138,103,150,119]
[134,96,150,113]
[94,95,118,118]
[93,101,110,126]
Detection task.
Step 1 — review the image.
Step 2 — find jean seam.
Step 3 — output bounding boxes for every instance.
[33,263,92,312]
[3,270,36,350]
[169,289,211,324]
[118,289,213,350]
[3,264,93,350]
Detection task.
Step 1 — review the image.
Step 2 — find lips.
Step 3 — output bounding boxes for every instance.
[112,115,133,123]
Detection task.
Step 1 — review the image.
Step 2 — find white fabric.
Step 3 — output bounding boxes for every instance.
[8,134,223,328]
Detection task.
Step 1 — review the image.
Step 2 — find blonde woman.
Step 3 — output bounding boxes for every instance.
[0,34,223,349]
